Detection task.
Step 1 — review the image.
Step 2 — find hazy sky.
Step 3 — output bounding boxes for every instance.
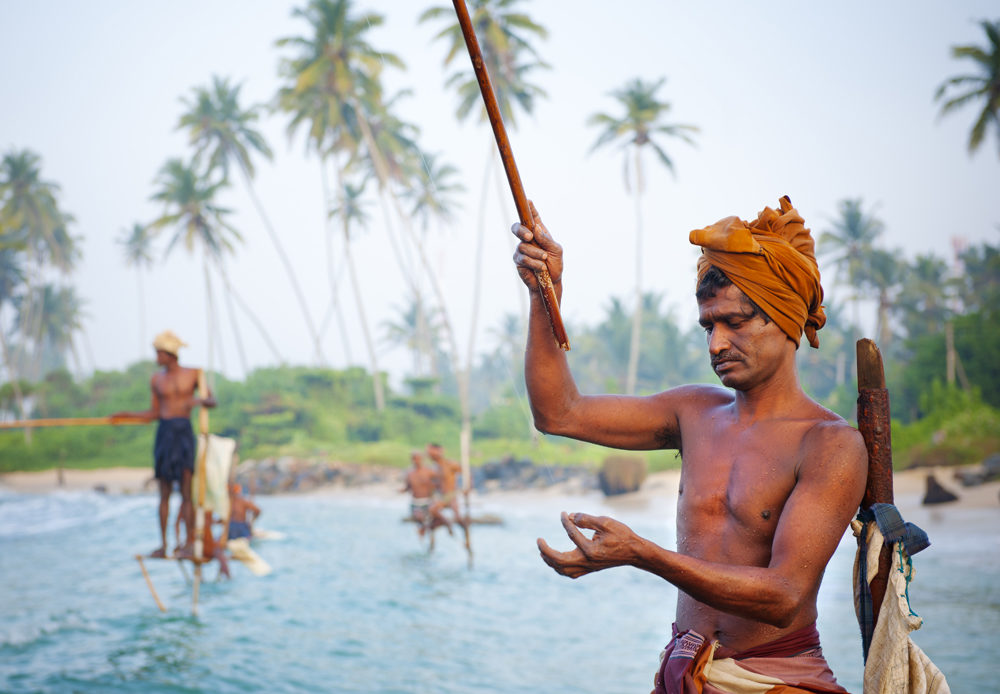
[2,1,997,386]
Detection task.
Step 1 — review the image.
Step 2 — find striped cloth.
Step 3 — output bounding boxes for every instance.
[653,622,847,693]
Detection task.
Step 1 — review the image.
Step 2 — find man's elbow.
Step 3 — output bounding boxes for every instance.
[758,590,809,629]
[530,409,571,437]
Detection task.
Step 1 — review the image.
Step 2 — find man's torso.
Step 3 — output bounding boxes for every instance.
[152,366,199,419]
[674,387,843,650]
[407,468,436,498]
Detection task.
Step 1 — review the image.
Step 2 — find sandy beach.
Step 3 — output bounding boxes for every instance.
[2,465,997,515]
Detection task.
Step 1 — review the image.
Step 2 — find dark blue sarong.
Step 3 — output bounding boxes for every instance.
[153,417,195,482]
[229,520,252,540]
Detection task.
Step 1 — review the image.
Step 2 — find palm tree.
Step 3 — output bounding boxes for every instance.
[0,149,78,432]
[935,20,1000,157]
[275,0,403,365]
[383,291,441,378]
[118,223,154,360]
[897,254,953,339]
[420,0,549,129]
[148,157,251,372]
[819,198,884,336]
[178,75,327,364]
[0,149,78,273]
[862,248,902,348]
[15,283,86,376]
[330,178,384,410]
[588,77,698,395]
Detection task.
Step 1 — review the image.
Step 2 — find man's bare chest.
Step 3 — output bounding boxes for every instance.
[154,371,194,400]
[678,423,806,530]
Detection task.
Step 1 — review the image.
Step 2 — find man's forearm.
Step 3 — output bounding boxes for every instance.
[523,285,581,435]
[631,538,805,628]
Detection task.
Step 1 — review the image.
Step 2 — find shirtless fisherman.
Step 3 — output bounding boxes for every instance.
[401,451,441,539]
[427,443,463,531]
[512,198,866,692]
[112,330,216,559]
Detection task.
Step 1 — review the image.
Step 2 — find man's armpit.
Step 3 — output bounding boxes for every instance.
[652,425,679,450]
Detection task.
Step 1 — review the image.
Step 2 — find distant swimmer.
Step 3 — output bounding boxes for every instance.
[111,330,216,560]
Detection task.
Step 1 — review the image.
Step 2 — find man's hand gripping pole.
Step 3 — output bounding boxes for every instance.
[451,0,569,350]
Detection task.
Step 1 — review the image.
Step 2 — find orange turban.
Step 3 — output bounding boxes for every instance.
[689,196,826,348]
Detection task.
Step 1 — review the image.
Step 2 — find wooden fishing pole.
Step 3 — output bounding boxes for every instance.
[451,0,569,351]
[0,415,148,429]
[856,339,893,640]
[191,368,210,616]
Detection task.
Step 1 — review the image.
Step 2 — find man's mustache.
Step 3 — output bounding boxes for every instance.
[711,351,743,367]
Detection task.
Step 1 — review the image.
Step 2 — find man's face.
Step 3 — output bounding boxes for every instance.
[426,445,442,462]
[155,349,172,366]
[411,453,424,468]
[697,284,791,391]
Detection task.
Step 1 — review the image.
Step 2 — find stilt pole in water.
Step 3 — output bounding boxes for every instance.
[135,555,167,613]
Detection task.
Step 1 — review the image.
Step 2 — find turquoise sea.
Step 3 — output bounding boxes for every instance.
[0,483,996,693]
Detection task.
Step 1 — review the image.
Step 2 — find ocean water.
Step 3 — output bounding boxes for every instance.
[0,485,996,694]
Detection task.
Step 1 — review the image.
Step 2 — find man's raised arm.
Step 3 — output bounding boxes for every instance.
[512,202,684,451]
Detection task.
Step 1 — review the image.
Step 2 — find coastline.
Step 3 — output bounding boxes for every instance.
[1,465,997,514]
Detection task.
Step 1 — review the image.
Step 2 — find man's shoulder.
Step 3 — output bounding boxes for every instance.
[799,412,867,473]
[657,384,734,411]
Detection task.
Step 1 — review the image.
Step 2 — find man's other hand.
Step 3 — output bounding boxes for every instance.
[511,201,563,291]
[537,512,641,579]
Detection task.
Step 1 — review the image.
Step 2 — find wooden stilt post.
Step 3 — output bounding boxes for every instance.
[135,555,167,613]
[191,368,210,617]
[856,339,894,629]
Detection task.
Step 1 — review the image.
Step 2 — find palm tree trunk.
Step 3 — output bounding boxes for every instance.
[218,268,285,365]
[625,146,644,395]
[236,158,326,366]
[220,268,250,375]
[136,269,146,360]
[203,256,225,376]
[341,217,385,411]
[320,159,354,365]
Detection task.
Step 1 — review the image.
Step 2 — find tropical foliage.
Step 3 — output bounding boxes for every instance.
[935,19,1000,157]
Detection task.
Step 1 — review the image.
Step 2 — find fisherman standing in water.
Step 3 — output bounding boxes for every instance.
[401,451,439,540]
[427,443,463,532]
[112,330,216,559]
[513,198,866,692]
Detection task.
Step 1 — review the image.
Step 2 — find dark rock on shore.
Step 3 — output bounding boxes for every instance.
[953,454,1000,487]
[471,456,597,494]
[598,456,647,496]
[922,473,959,505]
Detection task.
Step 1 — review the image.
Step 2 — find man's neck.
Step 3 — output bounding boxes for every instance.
[731,361,805,420]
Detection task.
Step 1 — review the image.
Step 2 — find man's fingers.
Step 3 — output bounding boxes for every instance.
[559,511,593,549]
[513,248,548,275]
[511,222,533,243]
[567,512,604,531]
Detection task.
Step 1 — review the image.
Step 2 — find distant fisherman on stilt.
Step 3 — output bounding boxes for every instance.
[111,330,216,560]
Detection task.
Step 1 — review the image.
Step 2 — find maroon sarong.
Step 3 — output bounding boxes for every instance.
[652,622,848,693]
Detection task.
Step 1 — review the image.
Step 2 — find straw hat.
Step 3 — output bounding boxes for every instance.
[152,330,187,357]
